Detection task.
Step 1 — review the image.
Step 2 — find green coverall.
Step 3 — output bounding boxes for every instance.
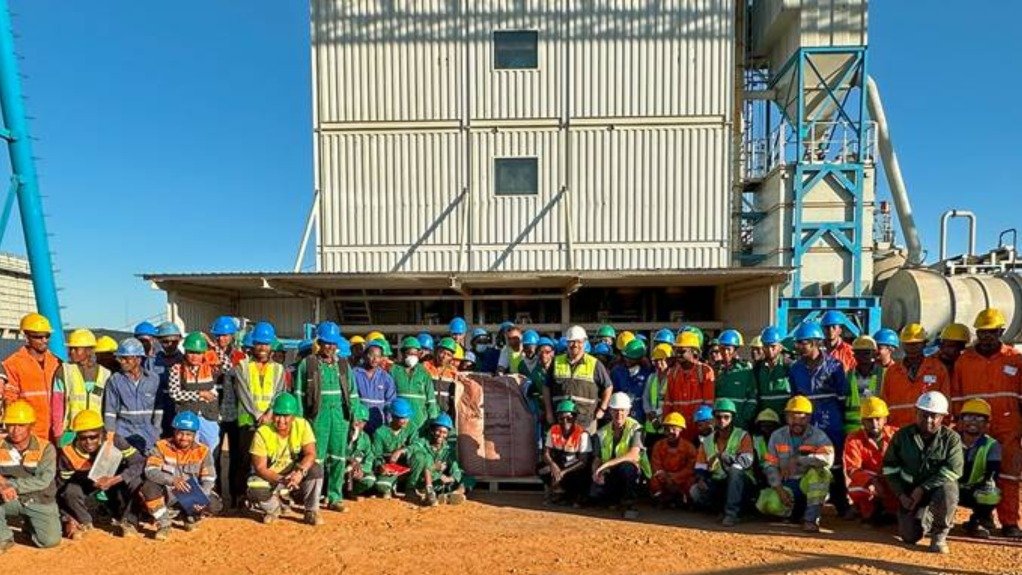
[371,424,414,495]
[390,363,438,433]
[295,359,360,504]
[346,428,377,495]
[753,359,791,417]
[714,359,758,430]
[407,437,463,494]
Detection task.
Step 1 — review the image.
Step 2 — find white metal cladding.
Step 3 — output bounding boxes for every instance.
[752,0,867,69]
[239,298,315,339]
[569,0,734,119]
[312,1,463,123]
[172,295,223,335]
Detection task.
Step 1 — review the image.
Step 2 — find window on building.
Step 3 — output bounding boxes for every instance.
[494,158,538,196]
[493,30,538,70]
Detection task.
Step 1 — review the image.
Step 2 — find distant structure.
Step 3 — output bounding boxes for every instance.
[0,252,36,337]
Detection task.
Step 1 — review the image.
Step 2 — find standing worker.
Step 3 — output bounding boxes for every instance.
[880,324,950,429]
[713,329,758,431]
[642,343,674,448]
[425,337,461,422]
[167,332,221,450]
[520,336,556,427]
[94,335,120,374]
[391,336,437,434]
[843,396,898,524]
[448,317,469,349]
[103,338,169,453]
[209,315,245,505]
[753,326,791,417]
[843,336,885,434]
[663,331,715,445]
[820,311,855,372]
[950,308,1022,539]
[882,391,963,553]
[935,323,970,377]
[609,339,651,425]
[496,324,525,375]
[153,322,184,390]
[0,400,61,552]
[132,321,159,373]
[873,328,900,371]
[294,321,359,512]
[353,340,396,434]
[52,329,110,446]
[2,313,61,442]
[544,326,614,433]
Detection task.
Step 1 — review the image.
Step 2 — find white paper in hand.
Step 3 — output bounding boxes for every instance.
[87,439,123,481]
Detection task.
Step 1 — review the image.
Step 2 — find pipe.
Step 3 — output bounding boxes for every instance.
[939,209,977,263]
[293,188,319,272]
[866,76,924,265]
[0,1,65,358]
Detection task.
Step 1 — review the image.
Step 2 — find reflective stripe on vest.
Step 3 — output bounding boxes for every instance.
[643,373,665,433]
[844,368,882,433]
[63,364,110,429]
[598,417,651,478]
[553,354,597,384]
[238,362,281,426]
[701,428,752,481]
[964,436,995,487]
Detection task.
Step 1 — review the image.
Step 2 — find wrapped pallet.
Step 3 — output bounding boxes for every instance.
[456,373,537,478]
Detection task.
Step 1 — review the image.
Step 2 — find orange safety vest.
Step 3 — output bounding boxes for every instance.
[2,346,61,441]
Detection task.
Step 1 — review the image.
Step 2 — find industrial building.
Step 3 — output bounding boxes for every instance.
[0,252,36,337]
[146,0,895,340]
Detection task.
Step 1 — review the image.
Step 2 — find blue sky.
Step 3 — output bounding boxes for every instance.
[0,2,1017,329]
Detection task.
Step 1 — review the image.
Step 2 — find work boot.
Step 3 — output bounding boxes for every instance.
[183,516,198,532]
[928,536,949,554]
[0,538,14,554]
[802,521,820,533]
[1002,525,1022,539]
[425,491,439,507]
[842,507,859,521]
[262,509,280,525]
[64,520,91,540]
[327,500,348,513]
[447,492,467,506]
[303,511,324,526]
[381,490,392,500]
[119,522,140,538]
[964,520,991,540]
[722,515,738,527]
[154,523,172,541]
[623,505,640,520]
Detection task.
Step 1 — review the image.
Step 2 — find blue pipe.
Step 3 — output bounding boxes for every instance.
[0,0,65,359]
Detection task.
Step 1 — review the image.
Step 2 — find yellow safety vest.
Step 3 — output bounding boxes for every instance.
[238,362,282,427]
[598,417,651,478]
[701,428,753,481]
[62,363,110,430]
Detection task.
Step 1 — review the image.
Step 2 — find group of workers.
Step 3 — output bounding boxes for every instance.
[0,305,1018,556]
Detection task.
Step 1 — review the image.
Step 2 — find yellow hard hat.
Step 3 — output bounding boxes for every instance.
[615,331,635,352]
[650,343,673,361]
[661,412,686,429]
[785,395,813,415]
[961,398,992,418]
[939,323,971,343]
[749,335,763,348]
[674,331,702,349]
[851,335,877,352]
[454,343,465,360]
[67,329,98,348]
[94,335,118,353]
[70,410,104,432]
[899,323,928,344]
[20,312,52,334]
[859,396,889,419]
[755,408,780,424]
[2,399,36,425]
[366,331,385,343]
[974,308,1007,331]
[349,335,366,345]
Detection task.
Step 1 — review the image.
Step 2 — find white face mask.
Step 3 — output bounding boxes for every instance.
[474,344,488,354]
[628,365,641,377]
[404,355,419,368]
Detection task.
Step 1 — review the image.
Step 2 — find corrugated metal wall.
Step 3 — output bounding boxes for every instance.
[0,254,35,331]
[752,0,867,69]
[313,0,735,274]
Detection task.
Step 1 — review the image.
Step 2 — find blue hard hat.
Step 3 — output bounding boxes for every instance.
[172,411,201,432]
[133,321,157,337]
[635,334,648,343]
[449,317,468,335]
[522,330,540,346]
[337,336,352,358]
[470,327,490,341]
[417,332,434,351]
[115,337,145,357]
[793,321,825,342]
[242,332,254,348]
[537,336,555,350]
[820,310,847,328]
[693,405,714,423]
[556,336,568,354]
[315,321,342,345]
[390,398,414,420]
[463,351,477,364]
[718,329,743,348]
[760,326,784,346]
[593,342,613,357]
[653,328,675,345]
[210,316,239,336]
[499,321,515,333]
[432,412,454,430]
[583,341,592,353]
[155,322,181,338]
[298,339,314,354]
[251,321,277,345]
[873,328,900,349]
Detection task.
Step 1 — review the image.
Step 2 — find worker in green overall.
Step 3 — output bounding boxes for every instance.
[390,336,437,434]
[713,329,758,431]
[294,321,360,513]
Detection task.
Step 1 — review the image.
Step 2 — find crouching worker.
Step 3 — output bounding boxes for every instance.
[882,391,962,554]
[57,410,145,539]
[247,393,324,526]
[0,400,61,553]
[372,398,415,498]
[141,411,218,540]
[345,402,377,497]
[956,398,1002,540]
[538,400,593,506]
[691,399,755,526]
[761,396,835,533]
[649,412,696,508]
[407,414,465,506]
[843,397,898,525]
[591,392,651,519]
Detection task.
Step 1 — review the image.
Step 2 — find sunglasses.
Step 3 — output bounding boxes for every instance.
[959,414,987,422]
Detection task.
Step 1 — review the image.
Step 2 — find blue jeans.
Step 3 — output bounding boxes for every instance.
[198,417,220,451]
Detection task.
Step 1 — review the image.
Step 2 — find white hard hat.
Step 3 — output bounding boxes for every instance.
[608,392,632,411]
[915,391,949,415]
[566,325,587,342]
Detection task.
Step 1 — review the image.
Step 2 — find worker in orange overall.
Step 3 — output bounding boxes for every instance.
[880,324,950,428]
[951,308,1022,539]
[1,313,61,442]
[663,331,714,445]
[843,396,898,524]
[648,412,696,507]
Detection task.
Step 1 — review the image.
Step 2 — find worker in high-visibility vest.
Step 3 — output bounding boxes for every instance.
[751,408,781,488]
[52,329,111,446]
[713,329,757,431]
[753,326,791,418]
[544,326,613,433]
[955,398,1002,540]
[642,343,674,447]
[538,399,593,506]
[1,313,61,443]
[496,324,525,375]
[950,308,1022,540]
[843,336,885,435]
[590,392,650,519]
[0,400,61,552]
[843,396,898,524]
[880,324,950,428]
[691,398,755,526]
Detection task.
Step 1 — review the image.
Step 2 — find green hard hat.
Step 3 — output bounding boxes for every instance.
[438,337,458,353]
[183,332,208,354]
[367,338,393,357]
[597,324,616,338]
[781,336,796,354]
[622,339,647,361]
[713,398,737,414]
[351,401,370,422]
[555,399,577,414]
[271,393,300,417]
[400,336,421,351]
[271,340,285,353]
